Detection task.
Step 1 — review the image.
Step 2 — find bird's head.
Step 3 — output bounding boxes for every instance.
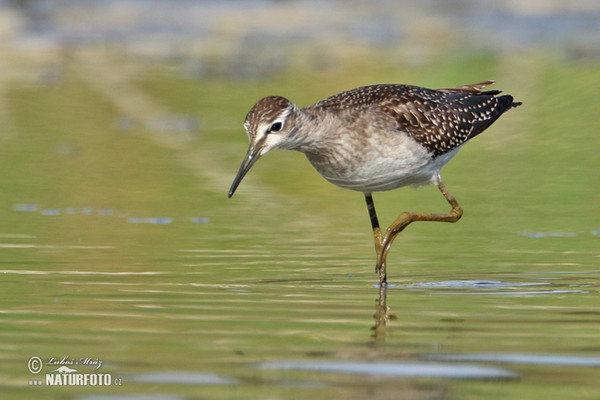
[228,96,298,198]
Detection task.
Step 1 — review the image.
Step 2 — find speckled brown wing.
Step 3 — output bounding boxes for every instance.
[374,83,521,158]
[313,84,415,111]
[314,83,521,158]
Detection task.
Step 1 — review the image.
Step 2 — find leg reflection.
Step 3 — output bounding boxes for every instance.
[371,283,396,340]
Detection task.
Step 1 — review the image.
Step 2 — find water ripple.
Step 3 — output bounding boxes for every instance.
[422,353,600,367]
[11,203,209,225]
[401,280,548,289]
[0,269,163,276]
[129,372,239,385]
[520,232,577,238]
[257,360,518,379]
[384,280,588,296]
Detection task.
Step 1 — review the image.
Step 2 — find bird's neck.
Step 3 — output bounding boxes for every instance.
[285,107,340,154]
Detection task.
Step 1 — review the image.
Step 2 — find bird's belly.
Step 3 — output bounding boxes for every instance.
[307,145,460,193]
[320,159,434,192]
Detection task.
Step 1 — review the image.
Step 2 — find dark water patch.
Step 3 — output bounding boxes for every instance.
[129,371,239,385]
[423,353,600,367]
[257,360,518,379]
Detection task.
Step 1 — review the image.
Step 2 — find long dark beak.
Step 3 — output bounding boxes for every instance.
[228,145,262,198]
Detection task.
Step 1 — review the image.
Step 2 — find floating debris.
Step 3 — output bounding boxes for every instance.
[190,217,210,224]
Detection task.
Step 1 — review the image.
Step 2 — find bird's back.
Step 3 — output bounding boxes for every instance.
[312,81,521,158]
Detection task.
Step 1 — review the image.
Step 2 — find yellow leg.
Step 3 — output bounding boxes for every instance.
[365,181,463,284]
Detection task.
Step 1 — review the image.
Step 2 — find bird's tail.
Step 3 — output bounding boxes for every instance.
[498,94,522,110]
[509,98,523,109]
[440,80,522,108]
[438,80,499,95]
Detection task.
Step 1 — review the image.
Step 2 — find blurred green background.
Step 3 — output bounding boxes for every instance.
[0,1,599,399]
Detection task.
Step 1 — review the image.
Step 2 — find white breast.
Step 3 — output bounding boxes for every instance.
[306,132,461,193]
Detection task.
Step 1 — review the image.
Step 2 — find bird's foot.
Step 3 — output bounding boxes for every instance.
[375,253,387,285]
[375,262,380,274]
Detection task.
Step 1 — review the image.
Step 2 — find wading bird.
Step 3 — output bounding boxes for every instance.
[228,81,521,284]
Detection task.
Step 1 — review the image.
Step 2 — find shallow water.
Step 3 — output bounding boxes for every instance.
[2,209,599,399]
[1,58,599,399]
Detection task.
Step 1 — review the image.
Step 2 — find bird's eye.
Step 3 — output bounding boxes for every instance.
[268,122,282,133]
